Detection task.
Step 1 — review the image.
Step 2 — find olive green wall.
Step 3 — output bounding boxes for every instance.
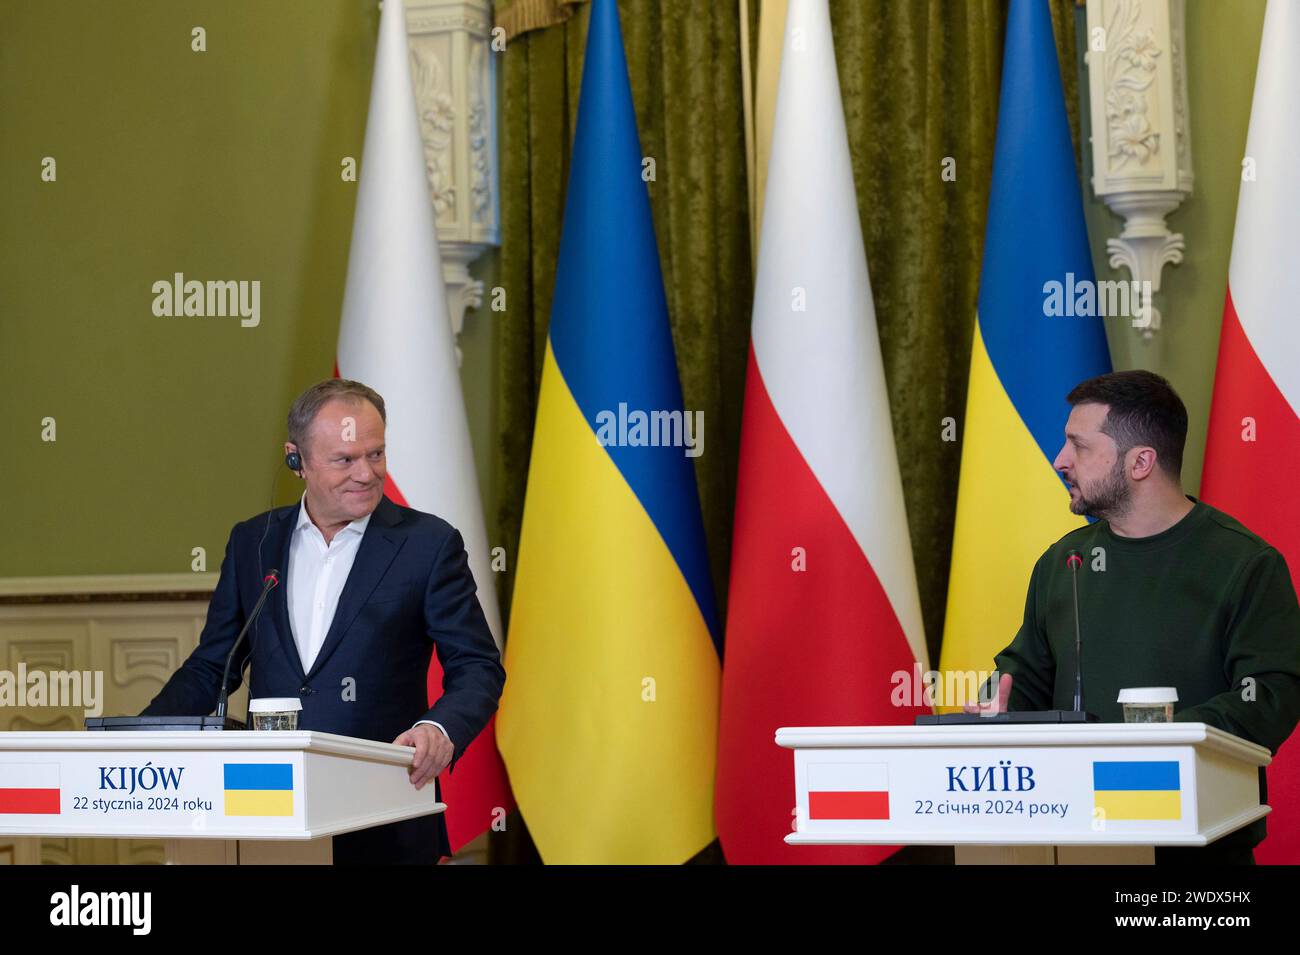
[1081,0,1266,494]
[0,0,498,578]
[0,0,1267,579]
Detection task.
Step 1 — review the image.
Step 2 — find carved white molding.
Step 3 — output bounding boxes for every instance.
[406,0,500,365]
[1085,0,1193,338]
[0,573,218,597]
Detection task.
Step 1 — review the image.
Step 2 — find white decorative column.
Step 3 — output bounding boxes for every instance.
[405,0,500,364]
[1085,0,1193,337]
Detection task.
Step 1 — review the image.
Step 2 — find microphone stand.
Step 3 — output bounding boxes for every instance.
[215,570,280,723]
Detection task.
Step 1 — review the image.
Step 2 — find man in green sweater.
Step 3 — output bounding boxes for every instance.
[970,370,1300,864]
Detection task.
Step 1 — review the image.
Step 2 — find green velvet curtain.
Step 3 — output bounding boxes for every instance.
[489,0,1082,863]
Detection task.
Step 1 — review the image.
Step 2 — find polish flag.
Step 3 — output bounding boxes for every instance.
[808,764,891,821]
[0,764,61,814]
[715,0,930,865]
[1200,0,1300,866]
[336,0,512,853]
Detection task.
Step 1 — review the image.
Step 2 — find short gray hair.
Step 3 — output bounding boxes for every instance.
[287,379,387,452]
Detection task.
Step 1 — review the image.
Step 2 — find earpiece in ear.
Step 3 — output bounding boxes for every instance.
[285,451,302,473]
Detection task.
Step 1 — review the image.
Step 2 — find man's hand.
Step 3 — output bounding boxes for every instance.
[393,724,453,790]
[963,672,1013,716]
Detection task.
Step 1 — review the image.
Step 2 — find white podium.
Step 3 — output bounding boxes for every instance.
[0,731,445,865]
[777,722,1270,864]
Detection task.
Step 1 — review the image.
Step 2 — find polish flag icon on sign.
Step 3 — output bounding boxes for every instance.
[807,763,890,820]
[0,763,61,814]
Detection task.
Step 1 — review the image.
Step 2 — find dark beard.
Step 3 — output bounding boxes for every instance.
[1069,459,1130,520]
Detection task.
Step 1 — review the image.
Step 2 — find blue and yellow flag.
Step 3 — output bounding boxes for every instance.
[223,763,294,817]
[496,0,721,864]
[939,0,1112,703]
[1093,761,1182,821]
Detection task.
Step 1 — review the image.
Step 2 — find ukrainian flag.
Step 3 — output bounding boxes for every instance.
[223,763,294,817]
[1093,761,1182,820]
[495,0,721,864]
[938,0,1111,706]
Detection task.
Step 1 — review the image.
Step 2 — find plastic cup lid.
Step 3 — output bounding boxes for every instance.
[1117,687,1179,704]
[248,697,303,712]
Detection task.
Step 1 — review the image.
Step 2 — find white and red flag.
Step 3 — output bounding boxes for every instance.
[336,0,511,854]
[715,0,930,864]
[1200,0,1300,866]
[0,764,61,814]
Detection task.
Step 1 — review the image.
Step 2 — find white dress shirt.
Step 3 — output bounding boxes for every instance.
[286,494,449,745]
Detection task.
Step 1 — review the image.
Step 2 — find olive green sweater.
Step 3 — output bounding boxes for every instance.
[992,496,1300,850]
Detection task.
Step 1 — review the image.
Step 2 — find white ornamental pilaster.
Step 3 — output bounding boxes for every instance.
[1085,0,1193,337]
[405,0,500,364]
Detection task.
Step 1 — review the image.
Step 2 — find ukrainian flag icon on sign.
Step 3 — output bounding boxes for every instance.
[223,763,294,817]
[1093,761,1181,821]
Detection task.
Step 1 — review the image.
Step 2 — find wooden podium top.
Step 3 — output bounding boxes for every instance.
[0,730,417,764]
[776,722,1272,767]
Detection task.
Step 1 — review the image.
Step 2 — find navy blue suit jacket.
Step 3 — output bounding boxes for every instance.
[142,495,506,862]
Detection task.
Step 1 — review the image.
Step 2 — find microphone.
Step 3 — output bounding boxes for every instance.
[215,570,280,722]
[912,548,1099,725]
[1066,550,1084,713]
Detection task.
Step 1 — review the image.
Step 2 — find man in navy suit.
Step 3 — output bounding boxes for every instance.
[143,379,506,864]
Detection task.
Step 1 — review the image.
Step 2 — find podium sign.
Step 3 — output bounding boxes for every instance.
[0,730,443,843]
[777,723,1269,850]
